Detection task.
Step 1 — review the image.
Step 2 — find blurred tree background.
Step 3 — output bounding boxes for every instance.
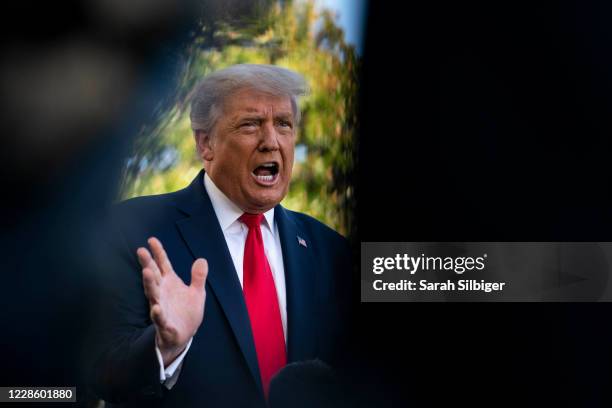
[120,0,359,236]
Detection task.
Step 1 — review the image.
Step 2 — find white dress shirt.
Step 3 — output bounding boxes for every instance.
[156,173,287,387]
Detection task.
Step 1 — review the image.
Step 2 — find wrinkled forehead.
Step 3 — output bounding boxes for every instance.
[221,87,294,117]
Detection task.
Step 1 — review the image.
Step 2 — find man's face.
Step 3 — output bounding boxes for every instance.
[197,88,296,213]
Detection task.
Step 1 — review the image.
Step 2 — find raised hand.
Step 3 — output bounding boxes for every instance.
[136,237,208,366]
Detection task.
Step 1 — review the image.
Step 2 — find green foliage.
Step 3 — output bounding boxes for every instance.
[121,0,358,236]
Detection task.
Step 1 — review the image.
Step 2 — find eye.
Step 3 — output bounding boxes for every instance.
[239,121,258,130]
[276,119,293,129]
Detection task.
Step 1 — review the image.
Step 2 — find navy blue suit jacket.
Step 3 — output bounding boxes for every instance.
[91,170,352,407]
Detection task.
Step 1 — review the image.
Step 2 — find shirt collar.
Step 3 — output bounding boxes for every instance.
[203,172,275,234]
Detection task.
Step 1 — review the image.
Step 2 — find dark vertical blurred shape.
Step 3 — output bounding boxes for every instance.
[0,0,199,405]
[357,1,612,406]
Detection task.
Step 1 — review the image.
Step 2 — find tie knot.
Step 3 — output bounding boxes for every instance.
[239,212,265,229]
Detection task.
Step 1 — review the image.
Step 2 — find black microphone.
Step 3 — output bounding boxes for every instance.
[268,360,350,408]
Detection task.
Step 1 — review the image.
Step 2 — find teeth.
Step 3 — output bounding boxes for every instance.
[254,174,275,182]
[262,163,276,168]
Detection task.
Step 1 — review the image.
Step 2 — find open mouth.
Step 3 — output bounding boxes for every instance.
[251,162,280,185]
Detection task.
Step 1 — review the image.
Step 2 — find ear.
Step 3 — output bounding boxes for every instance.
[195,130,214,162]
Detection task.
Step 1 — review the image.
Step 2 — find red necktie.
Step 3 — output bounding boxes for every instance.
[239,213,287,398]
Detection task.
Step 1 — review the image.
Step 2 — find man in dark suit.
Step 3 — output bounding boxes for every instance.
[90,64,352,407]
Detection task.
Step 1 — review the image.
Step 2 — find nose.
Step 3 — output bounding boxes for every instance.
[258,120,280,152]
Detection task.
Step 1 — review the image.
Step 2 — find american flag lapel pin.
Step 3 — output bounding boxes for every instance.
[297,236,307,248]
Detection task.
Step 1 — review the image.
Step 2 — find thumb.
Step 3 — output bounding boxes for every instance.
[190,258,208,290]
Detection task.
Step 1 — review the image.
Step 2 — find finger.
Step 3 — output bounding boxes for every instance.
[150,303,168,329]
[137,247,162,283]
[148,237,174,277]
[136,247,152,268]
[142,267,161,303]
[190,258,208,291]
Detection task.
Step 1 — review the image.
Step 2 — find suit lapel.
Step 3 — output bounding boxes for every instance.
[174,171,262,394]
[275,206,317,362]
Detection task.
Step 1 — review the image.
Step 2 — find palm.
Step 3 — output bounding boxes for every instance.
[137,237,208,363]
[156,269,204,345]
